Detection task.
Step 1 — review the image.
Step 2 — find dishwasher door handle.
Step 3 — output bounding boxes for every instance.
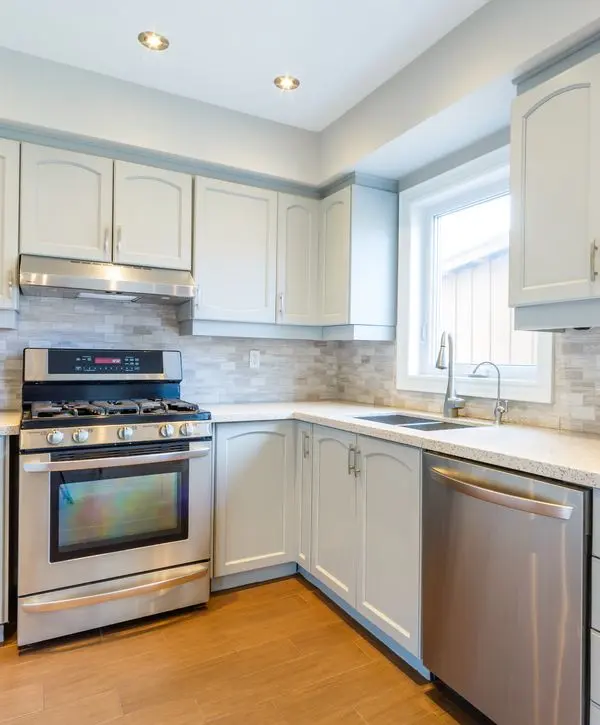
[431,467,574,520]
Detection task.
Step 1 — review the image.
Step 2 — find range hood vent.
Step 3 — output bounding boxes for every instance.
[19,255,195,304]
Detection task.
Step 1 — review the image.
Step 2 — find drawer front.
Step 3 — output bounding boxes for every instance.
[592,630,600,706]
[592,702,600,725]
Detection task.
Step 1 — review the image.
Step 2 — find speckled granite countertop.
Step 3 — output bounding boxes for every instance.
[0,411,21,436]
[204,401,600,489]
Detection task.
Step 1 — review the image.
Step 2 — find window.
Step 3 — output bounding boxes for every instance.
[397,148,553,404]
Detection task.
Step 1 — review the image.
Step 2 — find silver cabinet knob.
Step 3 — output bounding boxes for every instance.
[46,430,64,446]
[72,428,89,444]
[160,424,175,438]
[118,426,134,441]
[179,422,194,437]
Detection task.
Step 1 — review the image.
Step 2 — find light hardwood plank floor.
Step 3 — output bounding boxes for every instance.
[0,576,491,724]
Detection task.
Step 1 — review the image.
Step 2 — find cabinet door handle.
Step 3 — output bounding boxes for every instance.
[278,292,285,317]
[354,449,361,476]
[591,240,598,282]
[7,271,13,293]
[116,226,123,255]
[348,445,356,475]
[103,228,110,257]
[302,432,310,459]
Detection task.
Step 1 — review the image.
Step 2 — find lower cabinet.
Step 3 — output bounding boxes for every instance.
[214,422,296,576]
[592,702,600,725]
[311,426,358,604]
[310,425,421,655]
[356,436,421,656]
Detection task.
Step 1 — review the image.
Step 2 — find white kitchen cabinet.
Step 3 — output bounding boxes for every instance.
[319,185,398,327]
[0,437,8,637]
[194,177,278,322]
[113,162,192,270]
[356,436,421,656]
[0,140,19,312]
[20,144,113,262]
[277,194,320,325]
[592,701,600,725]
[295,422,312,567]
[510,54,600,307]
[310,425,357,605]
[214,422,295,577]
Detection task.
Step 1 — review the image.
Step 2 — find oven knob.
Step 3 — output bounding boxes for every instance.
[72,428,89,444]
[46,430,64,446]
[118,426,134,441]
[179,422,194,437]
[160,423,175,438]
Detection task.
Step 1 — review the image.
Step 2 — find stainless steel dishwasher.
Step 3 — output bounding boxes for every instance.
[422,453,590,725]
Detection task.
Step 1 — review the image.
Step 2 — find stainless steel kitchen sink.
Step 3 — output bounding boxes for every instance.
[356,414,435,425]
[355,414,480,431]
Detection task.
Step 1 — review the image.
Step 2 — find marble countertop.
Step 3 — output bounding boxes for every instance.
[205,401,600,489]
[0,411,21,436]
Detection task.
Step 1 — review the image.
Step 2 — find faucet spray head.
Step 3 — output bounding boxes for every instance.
[435,332,448,370]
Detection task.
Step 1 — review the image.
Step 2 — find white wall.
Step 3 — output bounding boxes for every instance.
[0,47,321,186]
[321,0,600,181]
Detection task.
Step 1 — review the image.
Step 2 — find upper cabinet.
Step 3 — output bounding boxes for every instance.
[510,55,600,307]
[20,144,113,262]
[113,162,192,271]
[0,140,19,313]
[194,177,277,322]
[20,144,193,271]
[277,194,320,325]
[319,185,398,328]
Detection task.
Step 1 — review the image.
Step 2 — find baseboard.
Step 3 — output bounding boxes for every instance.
[297,566,430,680]
[210,562,298,592]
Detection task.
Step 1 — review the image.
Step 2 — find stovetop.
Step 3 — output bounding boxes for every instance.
[27,398,203,421]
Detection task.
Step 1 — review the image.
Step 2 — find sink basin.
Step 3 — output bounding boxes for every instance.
[356,414,435,426]
[355,414,482,431]
[406,421,475,431]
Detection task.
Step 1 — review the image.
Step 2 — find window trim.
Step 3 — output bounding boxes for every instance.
[396,147,554,405]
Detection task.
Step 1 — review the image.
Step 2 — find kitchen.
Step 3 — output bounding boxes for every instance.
[0,1,599,724]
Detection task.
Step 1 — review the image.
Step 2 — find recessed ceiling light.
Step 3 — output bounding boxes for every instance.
[138,31,170,52]
[274,75,300,92]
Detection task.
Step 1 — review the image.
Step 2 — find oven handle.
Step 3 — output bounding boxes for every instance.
[22,446,211,473]
[20,563,209,613]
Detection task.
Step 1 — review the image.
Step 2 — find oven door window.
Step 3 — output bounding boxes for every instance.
[50,460,189,562]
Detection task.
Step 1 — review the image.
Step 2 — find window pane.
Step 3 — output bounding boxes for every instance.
[433,194,536,369]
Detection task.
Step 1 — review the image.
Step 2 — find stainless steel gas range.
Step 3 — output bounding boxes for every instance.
[17,348,212,647]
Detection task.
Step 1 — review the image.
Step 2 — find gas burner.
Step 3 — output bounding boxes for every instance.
[161,399,199,413]
[91,400,140,415]
[64,402,106,417]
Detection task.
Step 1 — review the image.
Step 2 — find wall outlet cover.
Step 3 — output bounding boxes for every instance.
[249,350,261,369]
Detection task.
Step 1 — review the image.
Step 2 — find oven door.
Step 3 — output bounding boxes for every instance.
[19,440,212,596]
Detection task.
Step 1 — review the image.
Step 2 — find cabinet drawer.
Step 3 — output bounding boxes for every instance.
[591,630,600,705]
[592,701,600,725]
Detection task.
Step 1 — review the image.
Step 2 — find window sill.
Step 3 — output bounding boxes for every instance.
[395,371,553,404]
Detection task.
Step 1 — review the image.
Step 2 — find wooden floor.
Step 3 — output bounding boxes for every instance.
[0,576,488,725]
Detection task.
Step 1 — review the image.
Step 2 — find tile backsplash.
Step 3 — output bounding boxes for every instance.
[0,298,338,409]
[3,298,600,434]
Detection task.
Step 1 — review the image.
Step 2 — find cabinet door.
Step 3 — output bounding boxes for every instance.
[311,426,357,605]
[194,178,277,322]
[0,437,6,625]
[114,162,192,270]
[214,422,295,577]
[0,141,19,311]
[277,194,320,325]
[510,55,600,306]
[20,144,112,262]
[295,422,312,568]
[319,187,351,325]
[356,436,421,656]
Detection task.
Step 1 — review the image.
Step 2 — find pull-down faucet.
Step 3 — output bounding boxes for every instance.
[435,332,465,418]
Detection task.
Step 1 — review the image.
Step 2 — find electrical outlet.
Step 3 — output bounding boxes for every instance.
[249,350,260,369]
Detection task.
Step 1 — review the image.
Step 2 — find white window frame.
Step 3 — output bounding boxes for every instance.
[396,147,554,404]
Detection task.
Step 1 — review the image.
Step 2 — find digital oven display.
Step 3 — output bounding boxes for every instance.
[47,350,164,375]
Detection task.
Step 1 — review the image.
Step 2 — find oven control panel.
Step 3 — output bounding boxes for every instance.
[20,420,212,452]
[48,350,164,375]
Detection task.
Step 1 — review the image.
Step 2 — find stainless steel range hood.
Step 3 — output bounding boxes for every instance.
[19,255,195,304]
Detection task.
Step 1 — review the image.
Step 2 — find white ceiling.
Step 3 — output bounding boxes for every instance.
[0,0,489,131]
